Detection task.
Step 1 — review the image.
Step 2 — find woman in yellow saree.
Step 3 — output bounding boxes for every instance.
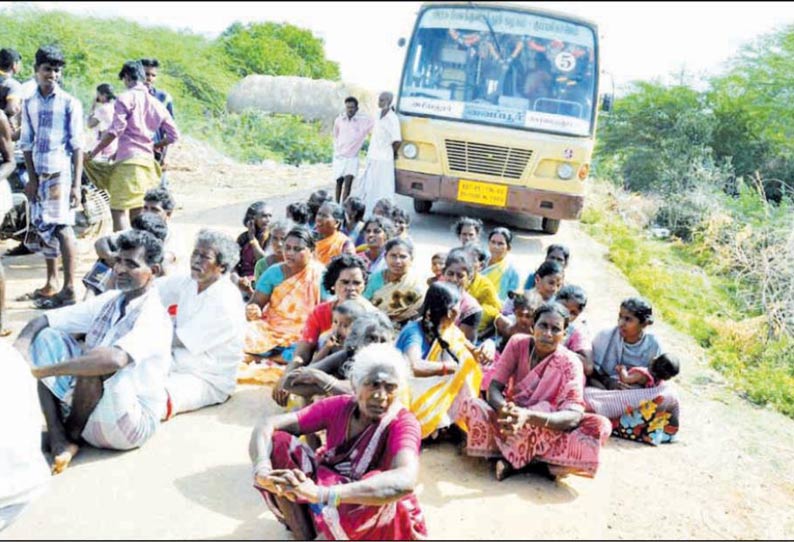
[363,238,426,329]
[395,282,483,439]
[481,227,521,302]
[314,202,354,266]
[244,227,325,361]
[463,245,502,337]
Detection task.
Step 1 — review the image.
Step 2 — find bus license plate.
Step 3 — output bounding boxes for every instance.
[457,180,508,207]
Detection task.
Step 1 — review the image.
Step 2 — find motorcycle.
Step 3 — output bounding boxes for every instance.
[0,149,112,246]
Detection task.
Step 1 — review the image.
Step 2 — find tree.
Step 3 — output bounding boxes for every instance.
[595,81,716,193]
[708,26,794,200]
[218,21,341,80]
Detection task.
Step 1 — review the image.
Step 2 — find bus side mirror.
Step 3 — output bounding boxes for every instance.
[397,37,407,48]
[600,94,614,113]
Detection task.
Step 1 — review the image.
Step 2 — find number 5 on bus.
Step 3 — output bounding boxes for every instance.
[394,2,610,234]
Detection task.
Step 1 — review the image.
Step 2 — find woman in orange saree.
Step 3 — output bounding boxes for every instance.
[244,227,325,360]
[314,202,354,266]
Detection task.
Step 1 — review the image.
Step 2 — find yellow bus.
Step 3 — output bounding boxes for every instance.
[395,2,607,234]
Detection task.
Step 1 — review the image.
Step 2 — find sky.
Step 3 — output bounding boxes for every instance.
[4,1,792,93]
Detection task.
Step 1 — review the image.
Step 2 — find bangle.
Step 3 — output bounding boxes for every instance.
[327,486,341,508]
[441,363,448,377]
[322,378,335,394]
[543,416,550,428]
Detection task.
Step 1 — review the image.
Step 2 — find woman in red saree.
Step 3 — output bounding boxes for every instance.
[462,302,611,481]
[249,343,427,540]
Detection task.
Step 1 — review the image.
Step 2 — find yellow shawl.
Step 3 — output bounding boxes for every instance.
[409,325,483,438]
[467,273,503,334]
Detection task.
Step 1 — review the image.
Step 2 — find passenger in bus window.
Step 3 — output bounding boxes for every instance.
[449,28,482,101]
[448,28,481,58]
[496,36,525,98]
[523,54,553,109]
[475,39,504,103]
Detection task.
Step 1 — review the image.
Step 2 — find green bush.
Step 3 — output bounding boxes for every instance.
[595,82,716,193]
[195,111,332,166]
[653,159,733,241]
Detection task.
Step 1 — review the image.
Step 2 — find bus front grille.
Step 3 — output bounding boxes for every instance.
[445,140,533,180]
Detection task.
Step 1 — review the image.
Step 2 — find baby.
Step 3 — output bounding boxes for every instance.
[427,251,448,286]
[494,291,543,352]
[312,300,366,362]
[616,353,680,388]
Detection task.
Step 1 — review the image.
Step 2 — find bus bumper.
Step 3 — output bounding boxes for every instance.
[395,170,584,220]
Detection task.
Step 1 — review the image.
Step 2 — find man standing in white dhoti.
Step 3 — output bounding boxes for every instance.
[332,97,373,204]
[354,92,402,212]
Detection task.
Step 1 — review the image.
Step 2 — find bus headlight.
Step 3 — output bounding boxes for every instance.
[557,163,574,180]
[402,143,418,160]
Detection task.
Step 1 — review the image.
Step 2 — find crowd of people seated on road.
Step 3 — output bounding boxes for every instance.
[2,45,680,540]
[4,187,682,539]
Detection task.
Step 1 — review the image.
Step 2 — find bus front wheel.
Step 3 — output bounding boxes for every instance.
[541,218,561,235]
[414,199,432,214]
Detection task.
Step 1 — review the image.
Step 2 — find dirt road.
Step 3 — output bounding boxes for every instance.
[2,142,793,539]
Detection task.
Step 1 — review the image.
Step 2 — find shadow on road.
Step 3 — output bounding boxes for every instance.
[174,463,286,540]
[416,443,579,509]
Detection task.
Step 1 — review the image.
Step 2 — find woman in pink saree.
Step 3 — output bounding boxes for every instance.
[462,302,611,481]
[249,343,427,540]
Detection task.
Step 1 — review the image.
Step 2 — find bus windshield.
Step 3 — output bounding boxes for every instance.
[398,5,598,137]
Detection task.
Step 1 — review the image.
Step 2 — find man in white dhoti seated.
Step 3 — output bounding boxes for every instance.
[354,91,402,211]
[0,343,50,530]
[332,96,373,203]
[157,229,245,420]
[13,230,171,474]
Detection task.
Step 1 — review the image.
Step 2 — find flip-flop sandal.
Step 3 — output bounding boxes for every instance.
[0,329,12,337]
[17,288,58,302]
[34,294,76,310]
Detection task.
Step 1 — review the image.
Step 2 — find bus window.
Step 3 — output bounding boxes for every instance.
[399,5,598,136]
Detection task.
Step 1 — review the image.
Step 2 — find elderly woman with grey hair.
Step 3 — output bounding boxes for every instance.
[156,229,247,420]
[282,310,395,399]
[249,343,428,540]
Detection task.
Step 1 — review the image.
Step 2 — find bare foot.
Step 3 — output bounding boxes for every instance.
[494,459,512,482]
[51,442,80,475]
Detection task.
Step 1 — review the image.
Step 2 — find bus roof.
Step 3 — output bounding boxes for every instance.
[417,1,599,32]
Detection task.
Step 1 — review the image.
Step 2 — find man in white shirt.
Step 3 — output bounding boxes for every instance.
[157,229,245,419]
[13,230,171,474]
[354,91,402,212]
[0,343,49,531]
